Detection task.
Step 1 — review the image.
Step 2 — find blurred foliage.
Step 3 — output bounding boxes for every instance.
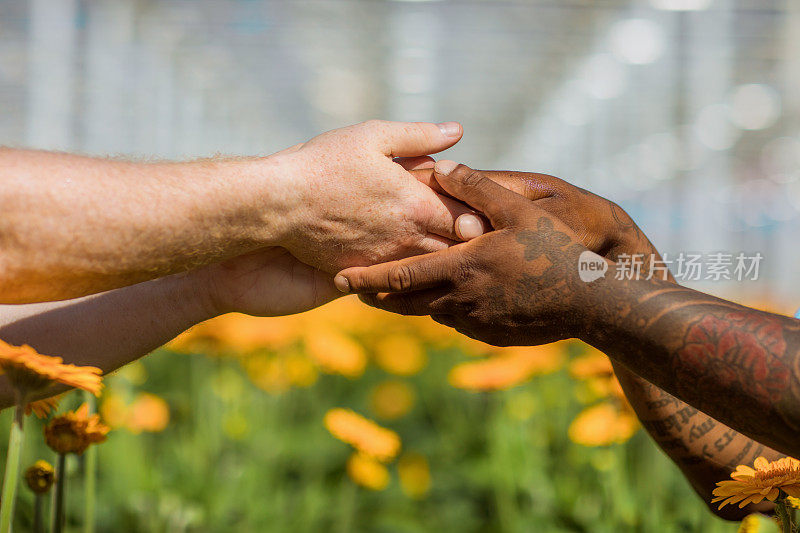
[0,296,755,532]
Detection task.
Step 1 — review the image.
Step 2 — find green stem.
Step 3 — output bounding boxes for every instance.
[33,494,44,533]
[776,498,792,533]
[83,393,97,533]
[52,453,66,533]
[0,397,26,533]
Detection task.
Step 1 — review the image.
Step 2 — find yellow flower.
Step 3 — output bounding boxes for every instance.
[369,380,415,420]
[305,328,366,378]
[126,393,169,434]
[398,452,431,499]
[788,496,800,509]
[568,402,639,447]
[346,452,390,490]
[373,334,427,376]
[448,344,564,391]
[0,339,102,396]
[569,348,614,380]
[44,403,109,455]
[408,316,459,349]
[212,314,300,353]
[24,460,55,495]
[712,456,800,510]
[100,392,128,429]
[25,394,62,418]
[168,314,302,355]
[242,354,291,394]
[284,352,318,388]
[324,408,401,462]
[101,392,170,433]
[736,514,759,533]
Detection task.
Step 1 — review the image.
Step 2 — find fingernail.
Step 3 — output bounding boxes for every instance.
[435,160,458,176]
[437,122,461,138]
[456,214,485,240]
[334,275,350,293]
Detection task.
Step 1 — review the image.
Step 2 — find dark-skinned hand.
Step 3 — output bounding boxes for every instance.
[334,161,610,347]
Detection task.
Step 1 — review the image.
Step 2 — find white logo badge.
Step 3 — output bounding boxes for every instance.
[578,250,608,283]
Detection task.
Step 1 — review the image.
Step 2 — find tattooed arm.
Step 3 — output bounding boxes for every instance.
[603,235,786,519]
[410,165,786,514]
[339,162,798,519]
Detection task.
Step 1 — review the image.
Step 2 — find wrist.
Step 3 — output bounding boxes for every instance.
[163,268,221,325]
[572,253,621,346]
[186,152,303,251]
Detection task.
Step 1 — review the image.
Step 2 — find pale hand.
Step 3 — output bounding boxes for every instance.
[198,248,341,317]
[274,120,474,273]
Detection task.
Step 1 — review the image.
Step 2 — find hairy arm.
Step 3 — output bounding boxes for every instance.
[0,148,287,303]
[0,120,467,303]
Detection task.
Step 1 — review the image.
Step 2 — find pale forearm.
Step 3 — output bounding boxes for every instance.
[0,269,216,408]
[0,148,291,303]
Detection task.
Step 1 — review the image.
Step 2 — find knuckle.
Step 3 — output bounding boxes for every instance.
[387,264,414,291]
[460,169,487,190]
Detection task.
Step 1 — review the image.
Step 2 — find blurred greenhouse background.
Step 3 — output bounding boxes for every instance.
[1,0,799,531]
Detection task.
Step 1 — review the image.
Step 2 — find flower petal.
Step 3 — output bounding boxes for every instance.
[754,457,769,470]
[782,484,800,498]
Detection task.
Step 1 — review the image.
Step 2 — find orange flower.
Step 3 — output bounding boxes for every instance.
[305,328,366,378]
[324,408,401,462]
[126,393,169,433]
[568,402,639,447]
[369,380,415,420]
[398,452,431,499]
[101,392,169,433]
[448,344,564,391]
[25,394,62,418]
[44,403,109,455]
[346,452,390,490]
[372,334,427,376]
[0,339,102,396]
[712,456,800,510]
[24,460,55,494]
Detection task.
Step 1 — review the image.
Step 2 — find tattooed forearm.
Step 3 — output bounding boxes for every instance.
[586,272,800,460]
[600,237,788,518]
[613,365,786,518]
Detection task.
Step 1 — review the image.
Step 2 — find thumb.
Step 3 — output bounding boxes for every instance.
[433,161,531,229]
[369,120,463,158]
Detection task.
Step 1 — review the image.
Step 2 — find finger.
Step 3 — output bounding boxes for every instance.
[408,168,446,194]
[433,161,531,229]
[417,234,456,253]
[370,120,463,158]
[477,170,563,201]
[359,289,447,317]
[334,249,456,294]
[423,193,483,242]
[394,156,436,171]
[455,213,487,241]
